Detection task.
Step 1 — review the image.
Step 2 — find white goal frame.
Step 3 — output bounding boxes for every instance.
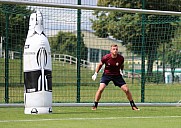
[0,0,181,16]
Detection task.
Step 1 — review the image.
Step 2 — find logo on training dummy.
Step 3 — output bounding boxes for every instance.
[37,47,47,67]
[116,62,119,66]
[24,45,30,49]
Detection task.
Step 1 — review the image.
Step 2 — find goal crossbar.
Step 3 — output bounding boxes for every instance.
[0,0,181,16]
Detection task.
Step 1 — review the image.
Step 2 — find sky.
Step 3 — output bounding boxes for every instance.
[27,0,98,35]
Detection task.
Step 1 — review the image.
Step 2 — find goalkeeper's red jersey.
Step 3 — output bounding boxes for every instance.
[101,53,124,76]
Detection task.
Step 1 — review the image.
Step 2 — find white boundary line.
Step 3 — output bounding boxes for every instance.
[1,116,181,123]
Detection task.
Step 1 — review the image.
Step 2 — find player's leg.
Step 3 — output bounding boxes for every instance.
[112,75,139,110]
[92,83,106,110]
[92,74,111,110]
[121,84,140,110]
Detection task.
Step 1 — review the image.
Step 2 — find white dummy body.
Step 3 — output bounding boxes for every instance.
[24,11,52,114]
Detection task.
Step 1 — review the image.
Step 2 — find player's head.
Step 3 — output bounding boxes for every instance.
[110,44,118,56]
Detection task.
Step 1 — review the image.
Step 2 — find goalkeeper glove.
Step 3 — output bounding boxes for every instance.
[92,72,97,81]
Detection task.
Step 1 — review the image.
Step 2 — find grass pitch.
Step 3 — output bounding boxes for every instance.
[0,106,181,128]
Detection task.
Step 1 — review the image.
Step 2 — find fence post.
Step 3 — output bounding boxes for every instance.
[5,12,9,103]
[141,0,146,103]
[76,0,81,103]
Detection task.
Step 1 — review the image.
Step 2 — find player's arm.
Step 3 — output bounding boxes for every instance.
[95,61,103,73]
[121,64,124,71]
[120,57,124,75]
[120,64,124,76]
[92,61,103,81]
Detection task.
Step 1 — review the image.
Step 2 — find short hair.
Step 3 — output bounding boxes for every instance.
[111,44,118,47]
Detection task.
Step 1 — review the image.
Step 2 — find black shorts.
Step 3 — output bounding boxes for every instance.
[100,74,126,87]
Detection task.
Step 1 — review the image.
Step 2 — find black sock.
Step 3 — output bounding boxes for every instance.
[130,100,136,107]
[94,102,98,108]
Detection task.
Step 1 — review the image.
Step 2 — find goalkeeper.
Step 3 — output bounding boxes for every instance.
[92,44,139,111]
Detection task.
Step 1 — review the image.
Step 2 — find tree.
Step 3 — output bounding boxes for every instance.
[165,38,181,83]
[49,31,88,60]
[91,0,181,80]
[0,4,33,51]
[168,50,181,83]
[157,21,181,83]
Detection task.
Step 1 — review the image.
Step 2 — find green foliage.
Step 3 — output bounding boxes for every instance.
[91,18,109,38]
[157,21,181,82]
[165,44,181,82]
[97,0,142,8]
[0,4,33,50]
[49,31,88,60]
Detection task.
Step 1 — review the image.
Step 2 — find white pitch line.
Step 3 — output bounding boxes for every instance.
[1,116,181,123]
